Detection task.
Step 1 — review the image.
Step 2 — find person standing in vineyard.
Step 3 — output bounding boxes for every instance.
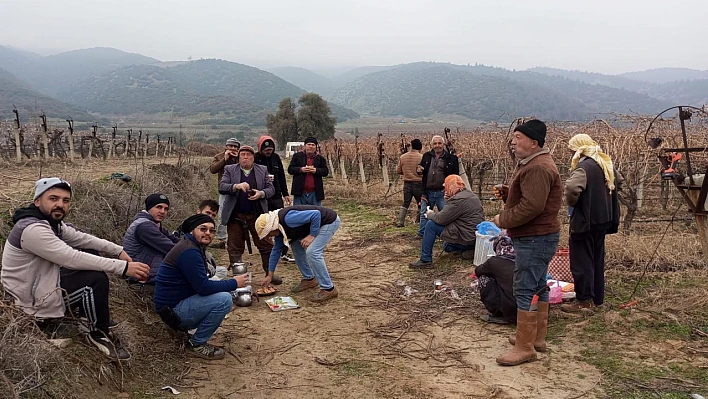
[561,134,622,312]
[395,138,424,227]
[209,138,241,248]
[288,137,329,206]
[492,119,561,367]
[416,135,459,238]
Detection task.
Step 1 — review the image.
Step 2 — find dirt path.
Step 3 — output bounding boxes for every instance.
[179,210,602,399]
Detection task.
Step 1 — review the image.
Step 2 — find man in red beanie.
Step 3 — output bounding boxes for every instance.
[492,119,561,367]
[255,135,295,263]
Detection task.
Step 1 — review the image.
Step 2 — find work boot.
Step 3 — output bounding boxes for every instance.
[497,309,537,366]
[311,287,339,303]
[291,278,319,293]
[561,299,594,313]
[396,207,407,228]
[261,253,282,285]
[408,259,433,269]
[509,301,549,352]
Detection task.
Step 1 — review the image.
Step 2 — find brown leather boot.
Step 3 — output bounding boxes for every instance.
[508,301,549,352]
[497,309,537,366]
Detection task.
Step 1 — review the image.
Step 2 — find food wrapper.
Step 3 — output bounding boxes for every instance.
[265,296,300,312]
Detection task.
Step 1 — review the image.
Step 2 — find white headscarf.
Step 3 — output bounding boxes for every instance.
[255,210,290,247]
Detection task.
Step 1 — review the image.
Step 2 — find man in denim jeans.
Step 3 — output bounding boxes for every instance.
[255,206,340,303]
[155,214,249,360]
[417,135,459,237]
[492,120,562,366]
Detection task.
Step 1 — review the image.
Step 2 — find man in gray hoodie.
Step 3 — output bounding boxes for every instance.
[1,178,149,361]
[122,194,180,284]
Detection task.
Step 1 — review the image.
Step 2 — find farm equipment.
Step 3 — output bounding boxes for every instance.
[659,152,683,180]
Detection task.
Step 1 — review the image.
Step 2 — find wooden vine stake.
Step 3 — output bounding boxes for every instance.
[355,135,367,191]
[377,133,389,188]
[12,108,21,162]
[335,139,348,186]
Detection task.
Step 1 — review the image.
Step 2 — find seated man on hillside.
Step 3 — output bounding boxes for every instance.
[409,175,485,269]
[476,235,517,324]
[122,193,179,285]
[154,214,250,360]
[255,205,341,303]
[174,199,227,280]
[1,178,150,361]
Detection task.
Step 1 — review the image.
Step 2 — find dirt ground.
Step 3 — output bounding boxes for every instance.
[3,157,705,399]
[175,216,602,399]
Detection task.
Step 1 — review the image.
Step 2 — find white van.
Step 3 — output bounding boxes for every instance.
[285,142,305,158]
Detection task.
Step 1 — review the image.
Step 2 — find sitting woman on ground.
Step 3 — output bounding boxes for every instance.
[476,234,517,324]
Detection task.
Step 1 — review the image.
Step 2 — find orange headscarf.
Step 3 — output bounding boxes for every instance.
[444,175,466,198]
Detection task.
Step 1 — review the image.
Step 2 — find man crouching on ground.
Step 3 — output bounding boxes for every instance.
[154,214,249,360]
[255,206,340,303]
[1,177,150,361]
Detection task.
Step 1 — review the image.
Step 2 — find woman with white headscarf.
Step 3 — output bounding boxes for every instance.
[561,134,622,313]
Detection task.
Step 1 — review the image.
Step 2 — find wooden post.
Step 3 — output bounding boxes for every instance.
[382,156,390,188]
[145,133,150,157]
[358,154,367,192]
[109,125,117,159]
[126,129,132,158]
[327,154,336,180]
[66,119,75,161]
[88,124,97,159]
[339,157,348,186]
[40,113,49,159]
[459,158,472,191]
[137,130,143,157]
[156,134,161,157]
[12,108,21,162]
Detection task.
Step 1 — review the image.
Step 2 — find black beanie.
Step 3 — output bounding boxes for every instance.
[411,139,422,150]
[304,137,318,145]
[514,120,547,148]
[181,214,215,234]
[261,139,275,151]
[145,193,170,211]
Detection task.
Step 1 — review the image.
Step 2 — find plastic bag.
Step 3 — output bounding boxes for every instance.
[549,281,563,304]
[476,221,501,236]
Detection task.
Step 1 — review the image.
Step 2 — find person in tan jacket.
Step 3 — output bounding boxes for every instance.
[210,138,240,246]
[1,178,149,361]
[395,139,423,227]
[492,120,561,367]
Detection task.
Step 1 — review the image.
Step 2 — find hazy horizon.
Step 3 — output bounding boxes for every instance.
[1,0,707,75]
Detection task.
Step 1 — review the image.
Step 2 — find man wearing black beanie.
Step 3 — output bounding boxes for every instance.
[155,214,249,360]
[288,136,329,206]
[395,139,424,227]
[491,119,562,367]
[122,193,179,285]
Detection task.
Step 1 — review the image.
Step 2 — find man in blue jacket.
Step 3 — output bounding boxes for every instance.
[122,194,179,285]
[255,206,340,303]
[155,214,249,360]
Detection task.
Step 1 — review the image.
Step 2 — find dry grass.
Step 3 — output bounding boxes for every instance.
[0,158,218,397]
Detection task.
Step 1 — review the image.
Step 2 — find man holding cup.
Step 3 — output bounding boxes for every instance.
[288,137,329,206]
[210,138,241,248]
[155,214,250,360]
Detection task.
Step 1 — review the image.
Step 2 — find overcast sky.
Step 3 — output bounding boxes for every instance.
[1,0,706,74]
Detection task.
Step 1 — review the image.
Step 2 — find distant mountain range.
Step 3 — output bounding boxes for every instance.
[0,45,706,124]
[0,46,358,124]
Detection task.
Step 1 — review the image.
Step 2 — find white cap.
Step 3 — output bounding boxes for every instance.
[34,177,71,199]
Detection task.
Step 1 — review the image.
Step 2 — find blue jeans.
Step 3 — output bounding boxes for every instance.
[217,194,228,240]
[294,192,321,206]
[420,221,475,261]
[418,190,445,237]
[173,292,233,345]
[290,217,340,289]
[512,233,559,311]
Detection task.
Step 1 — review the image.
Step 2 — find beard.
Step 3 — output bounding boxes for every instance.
[49,208,66,222]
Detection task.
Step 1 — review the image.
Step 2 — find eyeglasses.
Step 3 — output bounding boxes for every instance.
[197,227,217,235]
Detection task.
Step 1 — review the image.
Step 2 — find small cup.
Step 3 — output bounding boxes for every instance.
[268,174,274,182]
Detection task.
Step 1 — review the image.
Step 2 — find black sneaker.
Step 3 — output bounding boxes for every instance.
[187,339,226,360]
[87,332,131,361]
[408,259,433,269]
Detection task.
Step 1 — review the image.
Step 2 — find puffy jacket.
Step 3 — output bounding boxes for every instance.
[122,211,179,283]
[1,205,126,318]
[255,135,289,200]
